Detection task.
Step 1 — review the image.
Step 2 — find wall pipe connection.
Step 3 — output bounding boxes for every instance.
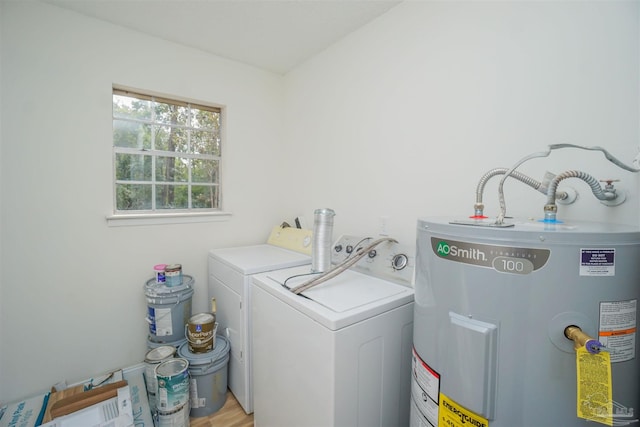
[473,168,567,218]
[495,144,640,224]
[544,170,618,222]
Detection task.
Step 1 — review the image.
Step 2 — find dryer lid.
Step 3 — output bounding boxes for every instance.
[209,244,310,274]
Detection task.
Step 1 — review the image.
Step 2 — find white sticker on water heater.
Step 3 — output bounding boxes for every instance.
[580,248,615,276]
[411,348,440,426]
[599,299,637,363]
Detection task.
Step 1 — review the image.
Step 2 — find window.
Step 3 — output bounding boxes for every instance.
[112,88,222,216]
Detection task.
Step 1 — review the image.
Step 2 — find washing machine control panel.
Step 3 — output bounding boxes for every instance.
[331,235,414,287]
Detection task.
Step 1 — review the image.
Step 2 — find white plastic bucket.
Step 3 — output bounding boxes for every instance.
[145,276,194,343]
[177,335,230,417]
[147,336,187,351]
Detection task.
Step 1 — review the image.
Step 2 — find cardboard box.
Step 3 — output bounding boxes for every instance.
[39,386,133,427]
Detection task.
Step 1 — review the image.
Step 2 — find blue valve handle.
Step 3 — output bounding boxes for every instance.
[585,339,605,354]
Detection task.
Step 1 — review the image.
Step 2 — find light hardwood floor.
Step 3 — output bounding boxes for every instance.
[190,390,254,427]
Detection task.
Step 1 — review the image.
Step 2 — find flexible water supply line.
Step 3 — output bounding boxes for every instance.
[496,149,553,224]
[495,144,640,224]
[545,171,616,206]
[473,168,567,218]
[543,170,618,222]
[290,237,397,295]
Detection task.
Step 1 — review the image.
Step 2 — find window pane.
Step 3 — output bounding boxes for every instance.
[192,185,218,209]
[115,153,152,181]
[192,130,220,155]
[155,126,188,152]
[154,102,188,127]
[113,120,151,149]
[156,156,188,182]
[113,94,152,120]
[192,159,218,183]
[191,108,220,129]
[116,183,152,210]
[113,89,223,215]
[156,185,188,209]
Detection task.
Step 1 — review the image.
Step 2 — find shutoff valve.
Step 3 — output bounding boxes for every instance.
[564,325,606,354]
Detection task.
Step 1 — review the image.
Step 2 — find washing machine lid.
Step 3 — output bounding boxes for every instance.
[253,265,414,330]
[209,244,311,274]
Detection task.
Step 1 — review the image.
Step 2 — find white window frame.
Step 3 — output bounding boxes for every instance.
[107,87,231,226]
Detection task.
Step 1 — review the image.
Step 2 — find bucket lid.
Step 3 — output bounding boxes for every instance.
[144,275,194,296]
[147,336,187,349]
[189,312,215,324]
[178,335,230,366]
[156,358,189,377]
[145,345,176,363]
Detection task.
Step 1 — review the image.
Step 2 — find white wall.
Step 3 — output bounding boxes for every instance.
[0,1,288,402]
[283,0,640,247]
[0,0,4,400]
[1,0,639,404]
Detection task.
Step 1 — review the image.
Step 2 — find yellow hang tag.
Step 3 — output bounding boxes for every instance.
[576,346,613,426]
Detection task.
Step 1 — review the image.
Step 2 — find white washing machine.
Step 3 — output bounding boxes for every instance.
[208,226,312,414]
[251,235,415,427]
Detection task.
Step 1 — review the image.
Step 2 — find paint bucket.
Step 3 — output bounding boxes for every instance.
[186,313,217,353]
[145,276,194,343]
[144,345,176,413]
[156,401,190,427]
[177,335,230,417]
[155,358,190,413]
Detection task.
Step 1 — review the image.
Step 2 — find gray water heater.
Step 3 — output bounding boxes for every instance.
[411,217,639,427]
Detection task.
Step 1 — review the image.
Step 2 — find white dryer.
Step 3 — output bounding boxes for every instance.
[251,235,415,427]
[208,226,312,414]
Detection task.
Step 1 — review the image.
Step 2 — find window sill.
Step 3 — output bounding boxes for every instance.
[106,211,232,227]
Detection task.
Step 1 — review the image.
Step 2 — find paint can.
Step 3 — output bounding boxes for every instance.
[165,264,183,287]
[186,313,217,353]
[156,401,190,427]
[177,335,231,417]
[155,358,190,413]
[145,276,194,343]
[144,345,176,413]
[154,264,167,284]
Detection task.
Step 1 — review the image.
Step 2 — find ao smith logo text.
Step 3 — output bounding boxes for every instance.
[436,241,487,261]
[430,237,550,274]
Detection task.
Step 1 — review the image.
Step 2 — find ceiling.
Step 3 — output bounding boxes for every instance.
[44,0,402,74]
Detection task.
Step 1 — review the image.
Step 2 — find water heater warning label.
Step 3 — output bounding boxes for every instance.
[599,299,636,363]
[411,348,440,426]
[580,248,615,276]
